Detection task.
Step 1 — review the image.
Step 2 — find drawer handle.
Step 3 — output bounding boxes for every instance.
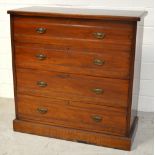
[36,54,47,60]
[37,108,48,114]
[91,115,102,122]
[36,27,46,34]
[93,32,105,39]
[93,59,104,66]
[37,81,47,87]
[92,88,104,94]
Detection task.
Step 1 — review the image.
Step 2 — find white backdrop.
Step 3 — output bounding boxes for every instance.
[0,0,154,112]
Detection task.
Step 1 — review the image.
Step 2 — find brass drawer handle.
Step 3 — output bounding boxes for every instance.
[37,108,48,114]
[36,54,47,60]
[93,32,105,39]
[93,59,104,66]
[36,27,46,34]
[37,81,47,87]
[92,88,104,94]
[92,115,102,122]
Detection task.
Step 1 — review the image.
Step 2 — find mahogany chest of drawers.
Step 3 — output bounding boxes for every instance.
[8,7,146,150]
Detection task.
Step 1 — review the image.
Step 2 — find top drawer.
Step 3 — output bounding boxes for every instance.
[13,16,134,48]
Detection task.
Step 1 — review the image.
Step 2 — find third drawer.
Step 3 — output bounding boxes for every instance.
[16,68,129,108]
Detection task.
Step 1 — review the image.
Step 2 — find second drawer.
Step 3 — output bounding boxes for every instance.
[15,44,130,79]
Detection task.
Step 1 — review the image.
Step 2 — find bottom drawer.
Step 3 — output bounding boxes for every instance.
[16,95,127,136]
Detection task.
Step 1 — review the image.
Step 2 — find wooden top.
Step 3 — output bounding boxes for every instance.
[7,6,147,21]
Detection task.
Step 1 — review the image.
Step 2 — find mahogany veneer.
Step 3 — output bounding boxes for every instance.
[8,6,146,150]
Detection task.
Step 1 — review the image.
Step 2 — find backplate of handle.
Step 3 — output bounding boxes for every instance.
[37,81,48,87]
[36,54,47,60]
[92,88,104,94]
[93,32,105,39]
[93,59,105,66]
[37,108,48,114]
[91,115,102,122]
[36,27,47,34]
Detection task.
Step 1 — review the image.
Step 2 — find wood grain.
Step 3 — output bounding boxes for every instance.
[13,119,133,150]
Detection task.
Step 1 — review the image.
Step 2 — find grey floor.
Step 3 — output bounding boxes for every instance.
[0,98,154,155]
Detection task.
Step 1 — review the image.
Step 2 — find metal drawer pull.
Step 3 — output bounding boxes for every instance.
[92,88,104,94]
[93,59,104,66]
[36,54,47,60]
[92,115,102,122]
[36,27,46,34]
[37,108,48,114]
[37,81,47,87]
[93,32,105,39]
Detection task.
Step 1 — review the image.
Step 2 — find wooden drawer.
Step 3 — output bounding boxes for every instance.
[17,94,127,136]
[13,16,134,47]
[16,69,129,108]
[15,44,130,79]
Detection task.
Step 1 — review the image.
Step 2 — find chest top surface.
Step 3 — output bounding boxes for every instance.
[7,6,147,21]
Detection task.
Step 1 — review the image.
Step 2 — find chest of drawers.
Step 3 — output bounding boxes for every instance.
[8,7,146,150]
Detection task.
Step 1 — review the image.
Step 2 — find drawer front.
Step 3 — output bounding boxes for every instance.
[15,44,130,79]
[13,16,134,47]
[16,69,129,108]
[17,95,127,136]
